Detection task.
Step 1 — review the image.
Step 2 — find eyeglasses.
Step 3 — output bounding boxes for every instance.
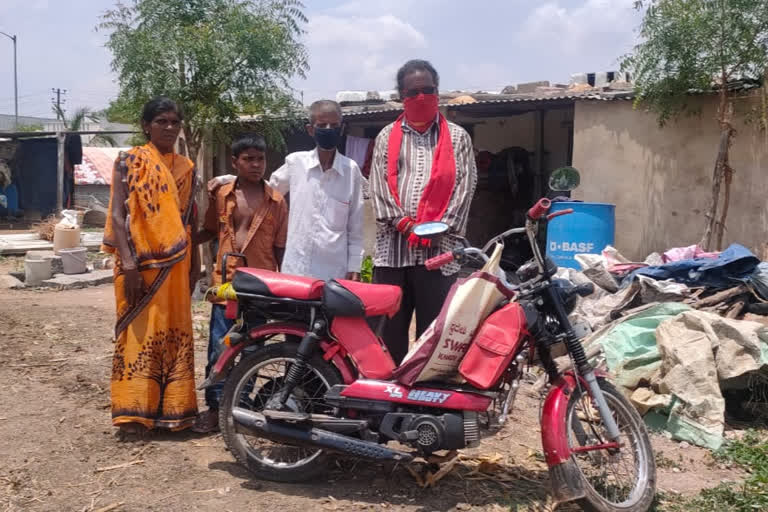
[403,86,437,98]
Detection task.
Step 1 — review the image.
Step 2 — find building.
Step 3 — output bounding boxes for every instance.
[203,74,768,263]
[0,114,58,131]
[573,86,767,260]
[73,146,128,208]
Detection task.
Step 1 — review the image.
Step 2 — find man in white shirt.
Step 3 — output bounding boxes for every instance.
[268,100,364,281]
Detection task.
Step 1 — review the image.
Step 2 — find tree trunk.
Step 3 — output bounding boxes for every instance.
[699,127,729,250]
[700,89,735,251]
[185,126,214,287]
[715,141,734,250]
[762,67,768,136]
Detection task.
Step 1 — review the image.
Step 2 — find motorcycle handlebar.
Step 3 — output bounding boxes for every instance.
[527,198,552,220]
[425,252,455,271]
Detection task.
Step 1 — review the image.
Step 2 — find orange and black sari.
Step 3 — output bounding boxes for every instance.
[102,142,198,430]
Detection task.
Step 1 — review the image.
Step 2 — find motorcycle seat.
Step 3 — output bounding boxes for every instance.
[323,279,402,318]
[232,268,325,301]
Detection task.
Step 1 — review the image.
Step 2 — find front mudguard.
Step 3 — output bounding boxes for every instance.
[539,370,608,504]
[197,321,357,390]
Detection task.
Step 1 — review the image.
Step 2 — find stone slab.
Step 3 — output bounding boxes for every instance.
[0,231,103,255]
[0,274,25,289]
[39,269,113,290]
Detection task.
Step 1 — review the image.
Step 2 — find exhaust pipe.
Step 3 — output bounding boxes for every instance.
[232,407,413,463]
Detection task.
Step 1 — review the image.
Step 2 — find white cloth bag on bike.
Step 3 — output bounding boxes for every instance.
[393,244,515,386]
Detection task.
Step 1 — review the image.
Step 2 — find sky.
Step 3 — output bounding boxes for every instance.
[0,0,643,118]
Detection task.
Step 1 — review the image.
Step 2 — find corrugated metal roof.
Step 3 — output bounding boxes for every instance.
[340,90,636,118]
[234,81,760,122]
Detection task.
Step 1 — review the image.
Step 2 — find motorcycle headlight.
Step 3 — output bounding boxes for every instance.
[516,257,558,282]
[516,260,539,282]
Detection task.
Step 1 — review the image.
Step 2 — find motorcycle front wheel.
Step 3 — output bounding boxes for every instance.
[219,342,342,482]
[567,378,656,512]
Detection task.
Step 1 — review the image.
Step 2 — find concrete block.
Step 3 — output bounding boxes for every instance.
[0,274,25,289]
[25,250,64,274]
[570,73,588,86]
[40,269,114,290]
[517,81,550,93]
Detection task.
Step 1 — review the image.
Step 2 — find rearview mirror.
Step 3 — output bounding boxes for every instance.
[412,221,449,239]
[549,166,581,192]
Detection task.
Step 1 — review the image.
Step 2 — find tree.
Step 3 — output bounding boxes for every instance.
[99,0,308,162]
[53,105,117,147]
[622,0,768,250]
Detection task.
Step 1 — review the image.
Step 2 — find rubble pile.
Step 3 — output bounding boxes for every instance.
[560,242,768,449]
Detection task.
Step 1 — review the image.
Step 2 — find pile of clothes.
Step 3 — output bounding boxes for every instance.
[560,243,768,450]
[565,243,768,329]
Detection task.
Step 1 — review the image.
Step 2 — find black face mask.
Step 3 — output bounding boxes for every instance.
[313,127,342,150]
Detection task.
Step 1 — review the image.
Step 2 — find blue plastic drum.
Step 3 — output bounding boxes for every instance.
[545,202,616,269]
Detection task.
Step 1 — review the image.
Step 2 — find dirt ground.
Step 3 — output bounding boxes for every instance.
[0,283,746,512]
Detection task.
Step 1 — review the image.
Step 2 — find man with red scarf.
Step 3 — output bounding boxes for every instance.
[370,59,478,364]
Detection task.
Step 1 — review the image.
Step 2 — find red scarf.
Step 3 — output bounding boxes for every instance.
[387,113,456,246]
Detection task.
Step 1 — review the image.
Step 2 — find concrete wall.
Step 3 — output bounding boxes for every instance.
[572,94,768,260]
[469,108,572,171]
[472,113,537,152]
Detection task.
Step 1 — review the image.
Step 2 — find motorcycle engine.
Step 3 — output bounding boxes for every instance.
[410,416,445,453]
[380,412,469,454]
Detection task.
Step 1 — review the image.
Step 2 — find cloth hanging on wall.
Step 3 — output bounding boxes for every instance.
[345,135,372,171]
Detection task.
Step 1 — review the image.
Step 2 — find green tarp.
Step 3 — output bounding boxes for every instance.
[593,303,768,450]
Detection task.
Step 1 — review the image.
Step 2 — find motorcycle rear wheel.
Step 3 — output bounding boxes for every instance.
[219,342,342,482]
[567,378,656,512]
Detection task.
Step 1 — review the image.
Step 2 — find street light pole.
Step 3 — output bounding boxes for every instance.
[0,31,18,131]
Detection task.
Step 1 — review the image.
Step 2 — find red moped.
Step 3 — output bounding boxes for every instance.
[202,171,656,511]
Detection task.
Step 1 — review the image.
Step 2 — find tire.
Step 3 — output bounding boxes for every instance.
[567,378,656,512]
[219,342,342,483]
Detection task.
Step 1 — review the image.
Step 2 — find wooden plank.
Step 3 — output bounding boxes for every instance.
[693,285,748,308]
[726,298,748,319]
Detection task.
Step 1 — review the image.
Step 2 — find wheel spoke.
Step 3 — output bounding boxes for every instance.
[228,355,332,470]
[567,383,651,507]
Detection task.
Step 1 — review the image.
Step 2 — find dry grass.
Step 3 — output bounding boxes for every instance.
[33,215,58,242]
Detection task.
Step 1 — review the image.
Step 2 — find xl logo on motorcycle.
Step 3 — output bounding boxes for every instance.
[384,385,403,399]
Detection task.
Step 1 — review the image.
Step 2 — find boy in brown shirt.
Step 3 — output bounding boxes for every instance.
[193,133,288,432]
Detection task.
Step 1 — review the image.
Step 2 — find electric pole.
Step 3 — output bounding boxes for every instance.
[0,31,17,131]
[51,87,67,120]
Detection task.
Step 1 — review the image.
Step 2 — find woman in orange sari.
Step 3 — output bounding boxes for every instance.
[102,97,199,435]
